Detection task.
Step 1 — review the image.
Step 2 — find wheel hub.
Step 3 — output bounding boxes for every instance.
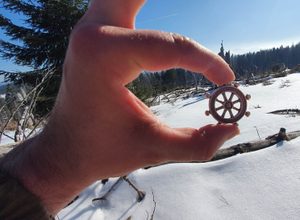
[224,101,233,109]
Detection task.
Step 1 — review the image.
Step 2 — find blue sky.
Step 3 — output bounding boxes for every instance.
[137,0,300,53]
[1,0,300,78]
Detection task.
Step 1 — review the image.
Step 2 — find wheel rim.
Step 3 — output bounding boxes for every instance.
[209,86,247,123]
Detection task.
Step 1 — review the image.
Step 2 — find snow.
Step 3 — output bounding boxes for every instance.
[56,73,300,219]
[0,129,40,146]
[0,130,16,146]
[1,73,299,219]
[151,73,300,148]
[59,138,300,219]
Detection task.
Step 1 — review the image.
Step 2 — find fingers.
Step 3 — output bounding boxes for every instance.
[83,0,145,28]
[76,0,234,85]
[130,30,235,85]
[152,124,239,163]
[74,0,234,86]
[85,27,235,86]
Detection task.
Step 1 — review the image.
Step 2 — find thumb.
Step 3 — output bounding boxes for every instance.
[83,0,145,28]
[154,124,239,163]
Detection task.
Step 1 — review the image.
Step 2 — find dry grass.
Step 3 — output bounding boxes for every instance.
[0,120,18,131]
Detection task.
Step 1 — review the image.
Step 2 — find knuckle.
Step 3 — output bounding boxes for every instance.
[69,24,110,56]
[170,32,190,45]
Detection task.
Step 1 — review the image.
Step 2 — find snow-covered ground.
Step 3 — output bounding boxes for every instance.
[151,73,300,148]
[0,130,16,146]
[0,129,40,146]
[58,138,300,220]
[56,73,300,220]
[1,73,299,219]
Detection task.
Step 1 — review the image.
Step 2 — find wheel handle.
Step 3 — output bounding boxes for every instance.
[205,85,250,123]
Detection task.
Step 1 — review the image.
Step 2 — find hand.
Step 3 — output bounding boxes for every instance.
[1,0,239,214]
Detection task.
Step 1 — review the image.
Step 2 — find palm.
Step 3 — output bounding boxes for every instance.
[5,0,240,215]
[52,12,238,179]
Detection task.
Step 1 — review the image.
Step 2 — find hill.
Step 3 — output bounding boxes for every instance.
[56,73,300,219]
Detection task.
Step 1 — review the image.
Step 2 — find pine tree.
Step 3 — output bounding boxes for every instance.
[231,42,300,77]
[0,0,88,115]
[218,41,225,59]
[218,41,231,65]
[225,50,231,65]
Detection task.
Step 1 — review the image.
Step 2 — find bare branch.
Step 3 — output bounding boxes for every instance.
[123,176,145,202]
[0,68,54,142]
[150,190,157,220]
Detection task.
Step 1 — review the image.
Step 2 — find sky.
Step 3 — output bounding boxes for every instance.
[1,0,300,79]
[136,0,300,53]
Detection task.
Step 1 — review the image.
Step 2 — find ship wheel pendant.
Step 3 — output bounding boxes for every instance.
[205,84,251,123]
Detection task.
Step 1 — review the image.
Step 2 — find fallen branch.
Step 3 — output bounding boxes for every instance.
[145,130,300,169]
[211,130,300,161]
[268,109,300,115]
[150,190,157,220]
[123,176,145,202]
[2,130,300,164]
[92,177,123,203]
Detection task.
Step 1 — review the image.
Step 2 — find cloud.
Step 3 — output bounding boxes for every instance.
[137,12,179,24]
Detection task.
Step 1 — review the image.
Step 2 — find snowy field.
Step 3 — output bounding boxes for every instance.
[151,73,300,148]
[56,73,300,220]
[0,130,16,146]
[1,73,299,219]
[0,129,40,146]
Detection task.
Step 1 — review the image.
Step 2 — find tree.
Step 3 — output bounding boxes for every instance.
[126,72,154,104]
[218,41,231,65]
[225,50,231,65]
[230,42,300,77]
[0,0,88,115]
[218,41,225,59]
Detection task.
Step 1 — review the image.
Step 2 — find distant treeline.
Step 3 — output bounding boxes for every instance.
[127,69,206,104]
[128,42,300,104]
[231,42,300,78]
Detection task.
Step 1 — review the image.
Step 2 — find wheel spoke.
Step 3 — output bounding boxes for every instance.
[222,92,228,102]
[215,106,224,111]
[232,99,241,105]
[229,93,235,101]
[229,109,234,118]
[216,99,224,104]
[233,106,240,111]
[221,109,227,118]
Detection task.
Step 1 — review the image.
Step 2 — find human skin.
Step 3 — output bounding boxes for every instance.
[0,0,239,215]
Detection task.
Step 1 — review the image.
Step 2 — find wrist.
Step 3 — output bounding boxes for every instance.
[0,169,53,219]
[0,127,89,215]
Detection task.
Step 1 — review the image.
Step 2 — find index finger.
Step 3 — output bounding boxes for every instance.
[136,31,235,85]
[94,26,235,85]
